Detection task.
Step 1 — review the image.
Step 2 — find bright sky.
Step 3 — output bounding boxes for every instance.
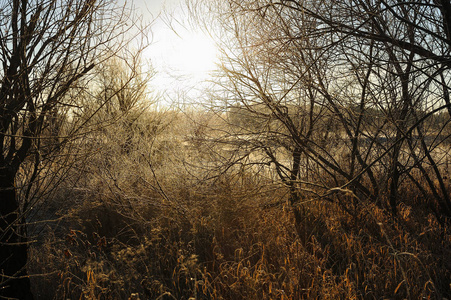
[131,0,219,102]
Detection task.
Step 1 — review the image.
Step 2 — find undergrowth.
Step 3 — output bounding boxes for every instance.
[28,113,451,299]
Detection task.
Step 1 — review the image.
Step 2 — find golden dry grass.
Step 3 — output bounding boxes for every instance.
[27,112,451,299]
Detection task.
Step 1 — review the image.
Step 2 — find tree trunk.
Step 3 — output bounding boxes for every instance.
[0,167,34,300]
[388,142,401,217]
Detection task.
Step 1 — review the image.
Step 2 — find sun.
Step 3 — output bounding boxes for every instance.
[144,13,220,98]
[171,32,218,76]
[147,24,219,81]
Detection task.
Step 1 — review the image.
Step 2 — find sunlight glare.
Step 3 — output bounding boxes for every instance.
[171,32,218,76]
[144,9,220,99]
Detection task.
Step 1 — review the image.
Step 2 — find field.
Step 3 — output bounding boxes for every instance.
[27,110,451,299]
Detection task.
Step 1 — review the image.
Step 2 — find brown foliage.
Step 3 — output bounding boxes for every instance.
[27,112,451,299]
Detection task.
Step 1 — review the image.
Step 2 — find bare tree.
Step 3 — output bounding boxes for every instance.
[285,0,451,221]
[191,0,451,242]
[0,0,146,298]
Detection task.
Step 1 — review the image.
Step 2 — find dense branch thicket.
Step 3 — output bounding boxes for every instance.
[177,0,451,296]
[0,0,145,298]
[191,0,451,225]
[1,0,451,298]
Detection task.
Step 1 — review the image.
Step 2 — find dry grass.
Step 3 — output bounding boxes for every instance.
[27,111,451,299]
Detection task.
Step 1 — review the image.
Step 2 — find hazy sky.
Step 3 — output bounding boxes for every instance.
[130,0,219,103]
[124,0,178,16]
